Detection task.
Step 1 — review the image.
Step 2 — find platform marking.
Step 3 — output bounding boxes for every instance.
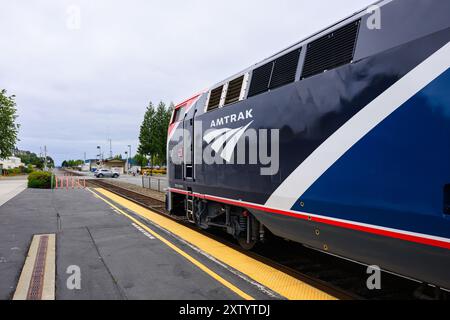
[13,234,56,300]
[137,214,281,298]
[86,188,254,300]
[132,223,156,240]
[91,187,337,300]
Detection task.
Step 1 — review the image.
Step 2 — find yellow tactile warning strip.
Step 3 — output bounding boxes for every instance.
[13,234,56,300]
[87,188,254,300]
[93,187,337,300]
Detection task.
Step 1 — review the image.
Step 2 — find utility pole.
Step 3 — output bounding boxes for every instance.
[97,146,102,167]
[128,145,132,171]
[109,139,112,159]
[44,146,48,171]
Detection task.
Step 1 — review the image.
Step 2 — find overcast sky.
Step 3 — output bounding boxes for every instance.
[0,0,373,165]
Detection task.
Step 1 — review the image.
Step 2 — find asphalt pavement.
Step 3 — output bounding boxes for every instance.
[0,186,268,300]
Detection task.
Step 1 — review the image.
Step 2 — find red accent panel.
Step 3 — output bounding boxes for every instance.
[174,92,203,110]
[168,92,205,137]
[168,122,178,138]
[168,188,450,250]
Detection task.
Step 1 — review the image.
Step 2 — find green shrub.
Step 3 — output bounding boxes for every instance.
[6,168,20,175]
[25,164,34,174]
[28,171,55,189]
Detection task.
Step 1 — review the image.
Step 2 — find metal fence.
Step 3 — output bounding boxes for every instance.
[142,176,168,193]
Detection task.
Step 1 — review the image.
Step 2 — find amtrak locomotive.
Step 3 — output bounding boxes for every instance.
[167,0,450,290]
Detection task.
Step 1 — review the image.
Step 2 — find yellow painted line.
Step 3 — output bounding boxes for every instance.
[13,234,55,300]
[91,187,337,300]
[86,188,254,300]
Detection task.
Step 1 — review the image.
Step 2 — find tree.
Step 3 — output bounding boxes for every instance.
[163,102,174,164]
[153,101,167,165]
[133,153,148,169]
[17,150,55,169]
[46,156,55,169]
[61,159,83,168]
[167,102,175,123]
[138,100,174,167]
[138,102,157,164]
[0,89,19,158]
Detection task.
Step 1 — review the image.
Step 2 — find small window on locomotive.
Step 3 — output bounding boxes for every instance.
[224,75,244,106]
[172,106,186,123]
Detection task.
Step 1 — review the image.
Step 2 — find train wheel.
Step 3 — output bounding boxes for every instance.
[237,237,257,251]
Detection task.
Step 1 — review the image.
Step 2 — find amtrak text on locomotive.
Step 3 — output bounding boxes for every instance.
[170,116,280,176]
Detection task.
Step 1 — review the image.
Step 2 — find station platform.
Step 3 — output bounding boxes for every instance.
[0,185,336,300]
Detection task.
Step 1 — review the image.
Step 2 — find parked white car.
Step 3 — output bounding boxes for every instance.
[94,169,119,178]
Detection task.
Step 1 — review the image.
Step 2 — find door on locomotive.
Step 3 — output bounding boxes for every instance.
[182,112,194,181]
[182,107,196,223]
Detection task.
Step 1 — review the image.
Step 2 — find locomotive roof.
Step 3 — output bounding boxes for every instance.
[207,0,389,90]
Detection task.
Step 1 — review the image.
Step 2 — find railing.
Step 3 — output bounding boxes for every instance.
[142,176,168,193]
[54,176,86,190]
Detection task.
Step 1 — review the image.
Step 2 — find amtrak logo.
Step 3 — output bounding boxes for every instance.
[210,109,253,128]
[203,121,254,162]
[170,114,279,175]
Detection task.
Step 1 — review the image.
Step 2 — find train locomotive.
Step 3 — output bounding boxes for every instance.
[167,0,450,290]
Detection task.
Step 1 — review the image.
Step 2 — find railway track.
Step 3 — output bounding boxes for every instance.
[87,178,448,300]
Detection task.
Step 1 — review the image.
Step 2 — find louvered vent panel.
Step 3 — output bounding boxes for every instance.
[270,49,301,89]
[207,85,223,111]
[248,62,273,97]
[225,76,244,105]
[301,19,361,79]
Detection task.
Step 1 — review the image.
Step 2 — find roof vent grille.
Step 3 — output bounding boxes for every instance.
[248,47,302,98]
[301,19,361,79]
[247,62,273,97]
[270,48,301,89]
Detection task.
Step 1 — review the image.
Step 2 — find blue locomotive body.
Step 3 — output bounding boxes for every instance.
[167,0,450,289]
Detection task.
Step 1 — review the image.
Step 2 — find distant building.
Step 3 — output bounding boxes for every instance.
[0,156,25,169]
[102,159,126,174]
[83,159,100,172]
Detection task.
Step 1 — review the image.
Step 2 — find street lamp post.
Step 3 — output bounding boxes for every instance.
[97,146,102,168]
[109,139,113,160]
[125,151,128,174]
[128,145,132,174]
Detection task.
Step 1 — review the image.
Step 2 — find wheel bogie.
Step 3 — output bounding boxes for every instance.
[171,194,263,249]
